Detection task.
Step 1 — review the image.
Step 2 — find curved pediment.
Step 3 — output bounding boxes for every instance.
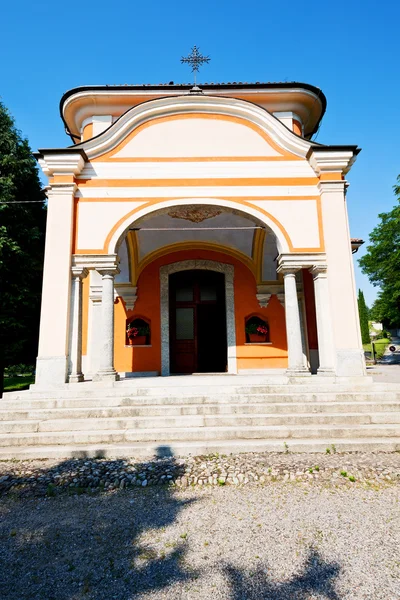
[76,95,312,161]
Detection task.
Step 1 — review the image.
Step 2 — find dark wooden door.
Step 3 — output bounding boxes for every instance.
[169,270,227,374]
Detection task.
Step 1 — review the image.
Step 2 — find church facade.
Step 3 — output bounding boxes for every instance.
[34,82,365,388]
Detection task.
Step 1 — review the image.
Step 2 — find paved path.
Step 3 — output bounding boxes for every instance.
[378,336,400,365]
[370,336,400,383]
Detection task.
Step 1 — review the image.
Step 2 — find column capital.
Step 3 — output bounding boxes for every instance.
[71,266,89,280]
[97,266,120,277]
[277,264,301,276]
[309,264,328,278]
[46,183,78,197]
[317,180,347,194]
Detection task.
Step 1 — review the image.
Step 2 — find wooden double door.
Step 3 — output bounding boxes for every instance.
[169,270,227,374]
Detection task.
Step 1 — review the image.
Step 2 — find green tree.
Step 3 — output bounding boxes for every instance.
[0,100,47,393]
[359,176,400,329]
[357,289,370,344]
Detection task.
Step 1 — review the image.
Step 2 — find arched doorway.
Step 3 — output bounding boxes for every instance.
[169,269,227,374]
[160,260,236,376]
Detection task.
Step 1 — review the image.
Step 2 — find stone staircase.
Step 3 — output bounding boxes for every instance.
[1,376,400,458]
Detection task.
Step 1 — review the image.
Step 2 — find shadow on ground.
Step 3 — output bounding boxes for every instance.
[0,448,343,600]
[0,447,197,600]
[224,548,341,599]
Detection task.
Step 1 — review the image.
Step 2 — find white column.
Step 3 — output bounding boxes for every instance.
[310,265,335,375]
[68,267,88,383]
[93,265,120,381]
[35,184,76,387]
[281,267,310,376]
[87,270,102,377]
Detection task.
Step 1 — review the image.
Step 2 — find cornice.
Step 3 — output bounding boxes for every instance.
[277,252,327,271]
[60,82,326,140]
[72,254,120,271]
[308,147,359,176]
[34,149,87,177]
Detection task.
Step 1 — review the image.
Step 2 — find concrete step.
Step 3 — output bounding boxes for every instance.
[2,392,400,411]
[0,437,399,460]
[1,401,400,422]
[0,423,399,447]
[6,379,400,402]
[1,412,400,434]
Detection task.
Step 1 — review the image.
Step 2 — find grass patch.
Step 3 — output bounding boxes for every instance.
[4,375,35,392]
[363,338,391,359]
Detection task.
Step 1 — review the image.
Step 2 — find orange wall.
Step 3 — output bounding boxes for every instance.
[110,249,288,373]
[293,119,302,136]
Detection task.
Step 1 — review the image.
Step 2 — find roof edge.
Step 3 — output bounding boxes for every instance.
[59,81,327,141]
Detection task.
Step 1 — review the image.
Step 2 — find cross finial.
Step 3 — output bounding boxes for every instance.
[181,45,210,85]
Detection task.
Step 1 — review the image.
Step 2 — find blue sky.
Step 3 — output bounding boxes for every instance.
[1,0,398,306]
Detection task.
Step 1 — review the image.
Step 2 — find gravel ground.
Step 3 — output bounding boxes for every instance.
[0,454,399,599]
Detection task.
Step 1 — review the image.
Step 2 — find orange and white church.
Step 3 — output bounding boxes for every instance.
[33,79,366,388]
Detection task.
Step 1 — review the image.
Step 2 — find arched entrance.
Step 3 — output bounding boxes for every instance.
[169,269,227,374]
[160,260,236,376]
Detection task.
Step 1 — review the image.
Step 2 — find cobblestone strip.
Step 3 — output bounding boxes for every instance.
[0,452,399,495]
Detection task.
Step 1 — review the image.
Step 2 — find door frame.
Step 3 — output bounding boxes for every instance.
[160,260,237,376]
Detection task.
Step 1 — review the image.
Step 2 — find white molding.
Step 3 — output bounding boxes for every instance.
[317,180,347,194]
[76,185,320,199]
[47,183,78,197]
[277,253,327,271]
[256,283,284,308]
[76,95,313,160]
[159,260,237,376]
[37,154,85,177]
[72,254,120,271]
[309,150,356,175]
[115,284,137,310]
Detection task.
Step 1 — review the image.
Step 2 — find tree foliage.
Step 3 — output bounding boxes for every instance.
[357,289,370,344]
[359,176,400,328]
[0,100,47,378]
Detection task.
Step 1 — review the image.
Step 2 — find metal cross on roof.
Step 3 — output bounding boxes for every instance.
[181,46,210,85]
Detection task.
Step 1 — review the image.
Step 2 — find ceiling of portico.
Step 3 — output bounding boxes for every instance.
[115,205,279,285]
[134,210,256,259]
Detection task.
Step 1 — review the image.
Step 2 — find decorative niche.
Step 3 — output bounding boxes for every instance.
[126,317,151,346]
[245,315,270,344]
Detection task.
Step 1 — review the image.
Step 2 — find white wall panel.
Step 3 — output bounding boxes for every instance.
[112,118,282,158]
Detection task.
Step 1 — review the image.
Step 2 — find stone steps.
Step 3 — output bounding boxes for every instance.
[1,401,400,421]
[1,412,400,434]
[2,379,400,458]
[7,379,397,401]
[0,423,399,448]
[2,391,400,410]
[0,437,399,460]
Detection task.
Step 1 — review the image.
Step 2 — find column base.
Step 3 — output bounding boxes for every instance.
[286,368,311,377]
[34,356,68,388]
[92,370,120,382]
[69,373,84,383]
[316,368,335,377]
